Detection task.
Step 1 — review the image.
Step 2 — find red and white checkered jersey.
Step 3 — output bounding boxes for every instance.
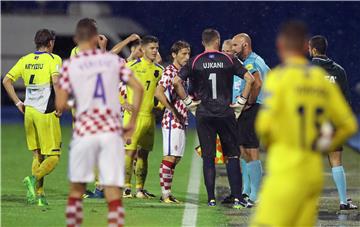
[58,49,132,137]
[158,64,188,130]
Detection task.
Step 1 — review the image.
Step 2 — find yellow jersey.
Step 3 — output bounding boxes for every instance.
[125,58,163,115]
[70,46,80,57]
[6,51,62,113]
[256,56,357,152]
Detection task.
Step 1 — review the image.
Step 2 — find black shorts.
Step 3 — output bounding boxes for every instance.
[237,103,260,149]
[196,114,240,158]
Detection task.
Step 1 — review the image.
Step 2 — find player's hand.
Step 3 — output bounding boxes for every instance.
[182,96,200,116]
[315,122,334,153]
[54,110,62,118]
[16,101,25,114]
[230,96,247,119]
[170,108,185,123]
[123,123,135,145]
[128,33,140,42]
[98,34,108,51]
[122,102,134,113]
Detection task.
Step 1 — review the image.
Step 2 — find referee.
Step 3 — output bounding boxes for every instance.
[309,35,357,210]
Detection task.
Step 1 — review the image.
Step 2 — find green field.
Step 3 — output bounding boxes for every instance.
[2,124,360,226]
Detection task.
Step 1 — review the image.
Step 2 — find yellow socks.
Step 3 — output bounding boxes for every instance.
[135,157,148,190]
[125,154,134,189]
[33,155,59,180]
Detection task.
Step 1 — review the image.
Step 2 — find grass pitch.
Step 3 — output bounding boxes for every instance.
[1,123,360,226]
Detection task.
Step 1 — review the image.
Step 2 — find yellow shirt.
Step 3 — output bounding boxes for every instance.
[6,51,62,113]
[256,56,357,152]
[70,46,80,57]
[125,58,163,115]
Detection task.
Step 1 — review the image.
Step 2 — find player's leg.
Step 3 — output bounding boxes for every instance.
[66,135,98,227]
[123,113,142,197]
[240,146,251,198]
[66,183,86,227]
[245,147,262,205]
[217,116,245,209]
[196,115,217,206]
[328,149,357,209]
[98,133,125,227]
[159,127,185,203]
[240,104,263,205]
[31,111,61,205]
[23,106,41,203]
[135,116,155,198]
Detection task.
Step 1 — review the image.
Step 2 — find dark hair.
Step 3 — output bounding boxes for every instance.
[170,40,190,55]
[129,39,141,49]
[34,29,56,49]
[75,18,98,42]
[278,20,309,51]
[309,35,328,55]
[202,28,220,45]
[141,35,159,46]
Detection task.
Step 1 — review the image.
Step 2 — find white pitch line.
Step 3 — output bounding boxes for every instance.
[182,138,202,227]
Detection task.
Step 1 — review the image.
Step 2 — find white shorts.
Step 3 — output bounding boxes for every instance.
[162,127,185,157]
[69,132,125,187]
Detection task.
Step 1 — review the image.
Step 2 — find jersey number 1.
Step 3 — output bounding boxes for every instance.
[208,73,217,99]
[93,73,106,104]
[297,105,324,149]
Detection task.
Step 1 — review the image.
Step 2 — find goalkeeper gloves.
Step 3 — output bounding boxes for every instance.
[230,95,247,119]
[182,96,201,116]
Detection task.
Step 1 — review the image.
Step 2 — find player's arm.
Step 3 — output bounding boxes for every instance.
[231,58,254,118]
[121,67,144,141]
[255,71,279,148]
[55,62,72,112]
[51,56,63,116]
[97,34,108,51]
[173,61,200,116]
[111,34,140,55]
[155,73,182,121]
[247,71,262,104]
[2,58,25,113]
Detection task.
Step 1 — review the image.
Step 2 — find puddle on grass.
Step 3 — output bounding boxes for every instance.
[318,210,360,221]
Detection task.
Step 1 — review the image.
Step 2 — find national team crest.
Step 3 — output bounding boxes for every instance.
[154,70,159,78]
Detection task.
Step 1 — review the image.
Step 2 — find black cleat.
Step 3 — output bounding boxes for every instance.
[340,199,358,210]
[221,195,235,204]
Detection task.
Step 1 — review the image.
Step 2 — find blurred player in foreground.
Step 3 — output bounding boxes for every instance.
[174,28,254,208]
[56,18,143,227]
[230,33,270,206]
[122,36,164,199]
[3,29,62,206]
[251,21,358,226]
[309,35,357,210]
[154,40,191,203]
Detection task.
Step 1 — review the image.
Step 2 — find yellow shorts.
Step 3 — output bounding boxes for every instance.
[250,145,323,227]
[123,112,155,151]
[24,106,62,155]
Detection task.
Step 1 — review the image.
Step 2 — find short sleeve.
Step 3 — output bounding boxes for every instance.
[6,57,24,82]
[50,56,62,76]
[118,57,132,83]
[245,62,258,74]
[233,58,248,78]
[179,60,191,81]
[158,68,172,89]
[58,61,72,94]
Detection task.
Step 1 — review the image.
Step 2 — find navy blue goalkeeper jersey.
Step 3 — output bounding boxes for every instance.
[179,50,248,117]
